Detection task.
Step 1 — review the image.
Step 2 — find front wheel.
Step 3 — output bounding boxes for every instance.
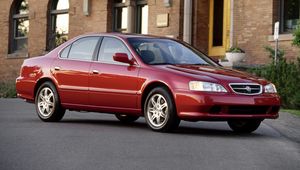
[115,114,139,123]
[35,82,65,122]
[144,87,180,132]
[227,119,262,133]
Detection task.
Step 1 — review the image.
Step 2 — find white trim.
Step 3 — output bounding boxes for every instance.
[268,34,294,42]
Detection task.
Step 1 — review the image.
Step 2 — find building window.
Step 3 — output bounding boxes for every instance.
[113,0,148,34]
[10,0,29,53]
[113,0,128,32]
[280,0,300,33]
[47,0,69,50]
[136,0,148,34]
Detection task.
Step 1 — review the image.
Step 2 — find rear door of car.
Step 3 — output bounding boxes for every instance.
[89,36,140,110]
[52,36,101,105]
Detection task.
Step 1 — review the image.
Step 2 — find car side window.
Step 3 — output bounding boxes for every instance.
[60,45,71,58]
[98,37,130,64]
[68,37,99,61]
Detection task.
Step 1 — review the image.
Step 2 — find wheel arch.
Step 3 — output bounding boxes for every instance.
[141,81,177,114]
[34,77,59,100]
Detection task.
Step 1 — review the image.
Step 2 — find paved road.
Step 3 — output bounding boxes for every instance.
[0,99,299,170]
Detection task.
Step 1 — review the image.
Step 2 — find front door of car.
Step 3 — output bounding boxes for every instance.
[52,36,100,105]
[89,37,140,110]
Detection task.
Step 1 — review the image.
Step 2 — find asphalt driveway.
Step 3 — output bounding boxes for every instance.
[0,99,299,170]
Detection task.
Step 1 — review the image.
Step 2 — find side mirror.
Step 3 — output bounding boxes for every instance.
[113,53,134,65]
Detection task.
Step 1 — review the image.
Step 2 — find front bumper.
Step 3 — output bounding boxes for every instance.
[174,89,280,121]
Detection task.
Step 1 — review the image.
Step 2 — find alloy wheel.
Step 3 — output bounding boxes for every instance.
[146,94,169,128]
[37,87,55,117]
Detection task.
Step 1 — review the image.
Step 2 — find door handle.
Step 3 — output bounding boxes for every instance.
[92,70,99,74]
[54,66,61,71]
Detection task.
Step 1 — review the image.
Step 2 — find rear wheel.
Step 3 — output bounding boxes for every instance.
[35,82,65,122]
[144,87,180,132]
[115,114,139,123]
[227,119,262,133]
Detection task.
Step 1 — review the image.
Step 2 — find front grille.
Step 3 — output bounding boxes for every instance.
[229,83,262,95]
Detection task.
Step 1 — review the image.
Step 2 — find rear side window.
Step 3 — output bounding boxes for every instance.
[68,37,99,61]
[98,37,130,64]
[60,45,71,58]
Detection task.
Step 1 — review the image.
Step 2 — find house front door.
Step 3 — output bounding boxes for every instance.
[208,0,231,57]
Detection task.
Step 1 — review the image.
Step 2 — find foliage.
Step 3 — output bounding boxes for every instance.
[264,46,285,61]
[19,0,29,13]
[292,23,300,48]
[0,81,17,98]
[226,47,245,53]
[249,47,300,109]
[55,30,68,47]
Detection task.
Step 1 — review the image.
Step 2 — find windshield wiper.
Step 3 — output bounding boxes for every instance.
[177,63,210,66]
[191,63,210,66]
[150,62,174,65]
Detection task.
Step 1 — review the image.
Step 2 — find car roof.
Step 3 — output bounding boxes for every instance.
[79,32,173,40]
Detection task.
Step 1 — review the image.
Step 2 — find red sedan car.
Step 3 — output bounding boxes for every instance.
[16,33,280,133]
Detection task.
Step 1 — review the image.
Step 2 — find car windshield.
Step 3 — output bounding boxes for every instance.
[128,38,218,66]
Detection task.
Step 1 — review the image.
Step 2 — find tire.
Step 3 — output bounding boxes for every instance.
[144,87,180,132]
[35,81,65,122]
[115,114,139,123]
[227,119,262,133]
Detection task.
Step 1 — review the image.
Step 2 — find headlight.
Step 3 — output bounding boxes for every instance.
[189,81,227,92]
[264,83,277,93]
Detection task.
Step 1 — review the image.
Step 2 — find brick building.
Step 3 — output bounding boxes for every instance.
[0,0,299,81]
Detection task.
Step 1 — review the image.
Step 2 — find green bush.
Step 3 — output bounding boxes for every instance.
[0,81,17,98]
[292,23,300,48]
[249,51,300,109]
[264,46,285,61]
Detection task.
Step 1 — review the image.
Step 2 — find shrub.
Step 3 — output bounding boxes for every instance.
[0,81,17,98]
[292,23,300,48]
[264,46,285,61]
[249,47,300,109]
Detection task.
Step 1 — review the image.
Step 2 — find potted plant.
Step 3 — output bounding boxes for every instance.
[225,46,246,63]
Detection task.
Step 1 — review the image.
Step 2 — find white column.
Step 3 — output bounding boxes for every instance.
[127,1,135,33]
[183,0,192,44]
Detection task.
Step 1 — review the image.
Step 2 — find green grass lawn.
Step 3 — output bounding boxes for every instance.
[281,109,300,117]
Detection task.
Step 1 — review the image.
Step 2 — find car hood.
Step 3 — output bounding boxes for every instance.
[159,64,268,85]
